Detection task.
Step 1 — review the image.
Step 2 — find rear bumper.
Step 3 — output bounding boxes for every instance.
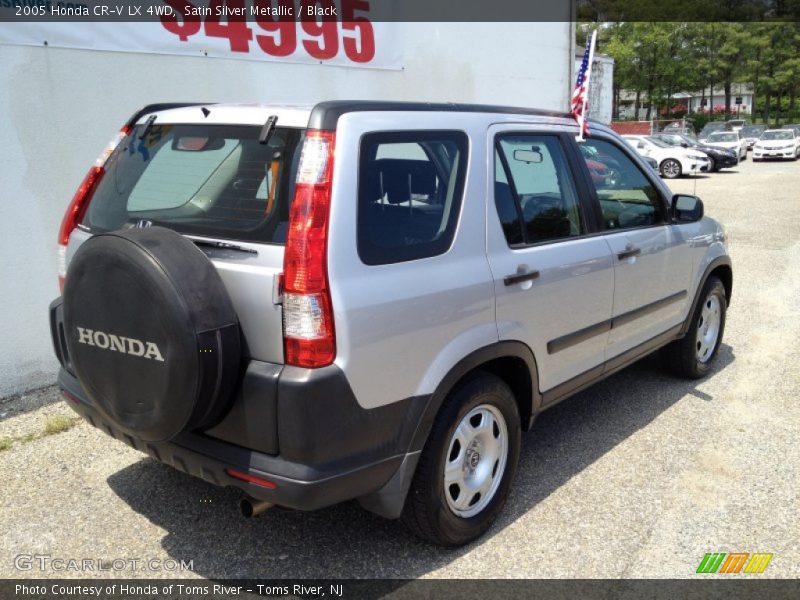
[50,296,428,514]
[58,367,410,511]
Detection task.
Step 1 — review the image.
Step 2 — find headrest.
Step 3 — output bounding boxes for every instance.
[374,159,437,204]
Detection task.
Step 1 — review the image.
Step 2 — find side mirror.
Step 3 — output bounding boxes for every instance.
[680,142,689,148]
[637,142,645,149]
[672,194,704,223]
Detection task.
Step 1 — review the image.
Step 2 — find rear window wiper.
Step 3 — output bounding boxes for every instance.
[190,238,258,254]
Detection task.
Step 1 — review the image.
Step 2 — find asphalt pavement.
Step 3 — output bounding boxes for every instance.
[1,156,798,579]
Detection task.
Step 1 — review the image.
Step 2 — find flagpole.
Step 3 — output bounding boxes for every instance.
[577,29,597,143]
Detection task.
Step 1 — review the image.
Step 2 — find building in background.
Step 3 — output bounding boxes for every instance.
[618,83,754,120]
[0,21,576,396]
[574,52,615,124]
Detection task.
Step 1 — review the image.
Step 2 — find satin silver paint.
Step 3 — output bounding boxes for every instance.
[64,105,729,413]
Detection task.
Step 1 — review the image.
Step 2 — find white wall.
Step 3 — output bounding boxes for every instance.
[0,22,573,396]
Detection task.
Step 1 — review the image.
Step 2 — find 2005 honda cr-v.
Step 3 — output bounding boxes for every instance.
[50,101,732,546]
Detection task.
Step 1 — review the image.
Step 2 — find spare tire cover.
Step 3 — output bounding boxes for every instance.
[63,227,241,442]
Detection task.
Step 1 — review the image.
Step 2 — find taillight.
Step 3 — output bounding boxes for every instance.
[57,128,128,292]
[282,130,336,368]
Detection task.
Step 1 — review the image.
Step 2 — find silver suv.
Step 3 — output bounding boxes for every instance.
[50,101,732,546]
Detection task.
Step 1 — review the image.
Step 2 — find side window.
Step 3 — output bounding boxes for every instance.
[579,138,664,230]
[357,131,468,265]
[495,135,584,245]
[494,150,524,245]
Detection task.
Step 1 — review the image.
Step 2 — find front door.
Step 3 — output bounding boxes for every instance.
[486,126,615,396]
[574,136,693,358]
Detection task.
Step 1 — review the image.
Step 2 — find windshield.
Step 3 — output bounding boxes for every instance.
[644,136,671,148]
[761,131,794,141]
[741,126,765,136]
[708,133,738,143]
[84,124,302,243]
[654,134,682,146]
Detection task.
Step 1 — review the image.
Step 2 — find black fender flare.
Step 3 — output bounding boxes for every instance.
[678,255,733,338]
[358,340,540,519]
[407,340,541,454]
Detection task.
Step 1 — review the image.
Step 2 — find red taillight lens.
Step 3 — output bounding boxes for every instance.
[282,130,336,368]
[57,128,128,292]
[58,166,104,248]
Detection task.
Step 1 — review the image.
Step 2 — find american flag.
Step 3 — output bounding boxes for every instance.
[572,31,596,140]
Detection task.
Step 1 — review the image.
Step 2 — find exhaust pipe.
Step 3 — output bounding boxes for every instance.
[240,496,274,518]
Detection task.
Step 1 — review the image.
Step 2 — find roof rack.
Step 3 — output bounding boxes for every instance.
[308,100,575,130]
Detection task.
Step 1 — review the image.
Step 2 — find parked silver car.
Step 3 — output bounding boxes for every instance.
[50,101,732,546]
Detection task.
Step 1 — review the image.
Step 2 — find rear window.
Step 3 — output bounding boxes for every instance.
[84,123,303,243]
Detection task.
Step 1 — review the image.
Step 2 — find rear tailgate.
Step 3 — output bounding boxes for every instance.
[66,114,305,364]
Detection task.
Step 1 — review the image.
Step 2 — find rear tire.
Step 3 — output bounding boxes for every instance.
[663,276,727,379]
[401,372,521,546]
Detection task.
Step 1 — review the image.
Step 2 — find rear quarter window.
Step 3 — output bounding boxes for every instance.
[357,130,468,265]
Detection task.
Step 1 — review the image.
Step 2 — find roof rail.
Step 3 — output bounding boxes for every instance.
[308,100,575,130]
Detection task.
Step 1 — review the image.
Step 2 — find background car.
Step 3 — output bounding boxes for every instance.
[651,132,739,172]
[752,129,800,161]
[740,124,767,149]
[705,131,748,160]
[728,119,747,132]
[698,121,732,142]
[662,121,697,137]
[622,134,710,178]
[783,123,800,137]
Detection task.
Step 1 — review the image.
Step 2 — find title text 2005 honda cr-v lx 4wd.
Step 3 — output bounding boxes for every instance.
[50,101,732,546]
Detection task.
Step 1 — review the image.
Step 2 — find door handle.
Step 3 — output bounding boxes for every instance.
[617,247,641,260]
[504,270,540,286]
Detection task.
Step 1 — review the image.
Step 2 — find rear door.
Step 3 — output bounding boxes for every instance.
[572,135,693,359]
[486,125,615,397]
[71,121,303,364]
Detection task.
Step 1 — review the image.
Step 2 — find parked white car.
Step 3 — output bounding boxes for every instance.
[705,131,748,160]
[622,135,710,179]
[752,129,800,161]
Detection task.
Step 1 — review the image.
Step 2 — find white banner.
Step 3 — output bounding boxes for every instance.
[0,17,403,70]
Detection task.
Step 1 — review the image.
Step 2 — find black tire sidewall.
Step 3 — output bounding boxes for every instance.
[421,375,521,546]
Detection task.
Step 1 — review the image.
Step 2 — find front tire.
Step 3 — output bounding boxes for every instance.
[401,372,521,546]
[660,159,682,179]
[663,276,727,379]
[707,157,716,172]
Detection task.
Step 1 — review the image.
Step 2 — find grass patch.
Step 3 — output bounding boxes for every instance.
[44,415,78,435]
[0,415,81,451]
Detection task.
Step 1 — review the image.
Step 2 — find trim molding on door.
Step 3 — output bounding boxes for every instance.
[541,323,683,406]
[547,290,687,355]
